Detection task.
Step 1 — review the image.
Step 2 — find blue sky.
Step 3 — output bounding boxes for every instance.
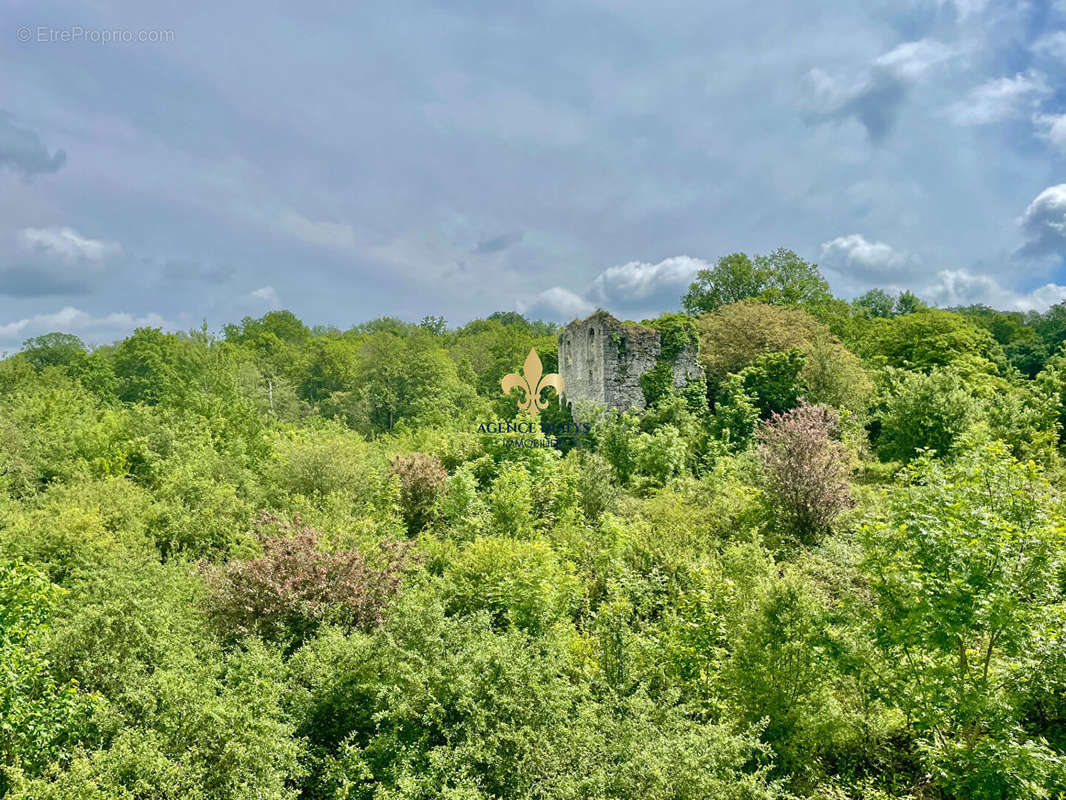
[1,0,1065,348]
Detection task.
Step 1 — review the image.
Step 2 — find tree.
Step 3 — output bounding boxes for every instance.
[682,248,832,315]
[344,331,468,433]
[20,333,88,372]
[112,327,187,405]
[852,289,897,319]
[696,302,872,415]
[859,309,1006,376]
[0,560,90,792]
[877,367,979,461]
[894,289,925,316]
[736,349,807,419]
[389,452,448,533]
[682,253,767,314]
[863,447,1066,798]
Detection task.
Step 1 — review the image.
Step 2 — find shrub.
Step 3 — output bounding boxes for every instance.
[877,367,977,461]
[757,403,852,545]
[441,537,579,633]
[388,451,448,533]
[439,464,487,538]
[735,348,806,418]
[710,375,760,452]
[633,424,688,487]
[265,425,381,501]
[488,463,535,536]
[567,450,618,521]
[0,560,93,793]
[594,411,641,485]
[204,514,413,644]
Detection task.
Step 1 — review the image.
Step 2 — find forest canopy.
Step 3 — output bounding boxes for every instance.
[2,250,1066,799]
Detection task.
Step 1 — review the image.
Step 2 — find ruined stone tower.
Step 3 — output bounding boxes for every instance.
[557,311,703,412]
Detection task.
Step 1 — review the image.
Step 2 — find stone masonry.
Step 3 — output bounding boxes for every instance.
[557,311,703,412]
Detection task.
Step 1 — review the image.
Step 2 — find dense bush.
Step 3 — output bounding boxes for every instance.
[204,514,413,644]
[877,367,978,461]
[2,294,1066,799]
[757,404,852,544]
[388,451,448,533]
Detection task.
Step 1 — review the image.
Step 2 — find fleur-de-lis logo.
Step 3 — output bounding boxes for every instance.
[501,348,565,417]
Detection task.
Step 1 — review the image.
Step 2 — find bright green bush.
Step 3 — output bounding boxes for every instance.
[440,537,579,633]
[876,367,978,461]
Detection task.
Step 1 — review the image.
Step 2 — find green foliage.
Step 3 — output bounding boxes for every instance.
[112,328,190,405]
[633,424,688,487]
[440,537,579,633]
[859,309,1006,375]
[439,464,487,538]
[3,299,1066,799]
[645,312,699,361]
[593,411,641,485]
[0,561,92,793]
[736,348,807,418]
[683,249,832,314]
[863,446,1066,799]
[711,375,760,451]
[288,598,786,800]
[852,289,927,320]
[696,301,871,416]
[388,452,448,533]
[876,367,979,461]
[488,462,536,535]
[852,289,897,319]
[638,360,675,407]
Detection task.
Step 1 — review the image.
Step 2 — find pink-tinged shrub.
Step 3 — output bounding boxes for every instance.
[205,513,414,643]
[757,403,852,545]
[389,452,448,533]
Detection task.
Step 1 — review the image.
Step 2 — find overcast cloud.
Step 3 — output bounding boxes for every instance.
[1,0,1065,344]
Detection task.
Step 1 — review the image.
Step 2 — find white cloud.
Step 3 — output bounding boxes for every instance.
[517,286,595,321]
[0,306,170,349]
[805,39,958,141]
[1032,31,1066,62]
[946,71,1051,125]
[1,226,125,297]
[874,39,958,81]
[250,285,281,309]
[937,0,989,21]
[279,211,356,251]
[18,226,122,263]
[1034,113,1066,152]
[804,68,865,112]
[820,234,910,276]
[588,255,707,306]
[520,255,708,322]
[922,269,1066,311]
[1018,184,1066,257]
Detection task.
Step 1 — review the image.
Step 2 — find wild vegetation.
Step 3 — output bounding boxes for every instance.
[2,253,1066,799]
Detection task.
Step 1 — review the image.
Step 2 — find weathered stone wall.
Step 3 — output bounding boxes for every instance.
[558,312,703,413]
[558,313,609,406]
[671,344,703,393]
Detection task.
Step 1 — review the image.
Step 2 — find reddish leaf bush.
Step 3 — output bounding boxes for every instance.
[204,513,414,643]
[389,451,448,533]
[757,403,852,545]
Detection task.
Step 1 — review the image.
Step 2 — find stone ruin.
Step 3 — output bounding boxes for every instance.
[557,311,703,412]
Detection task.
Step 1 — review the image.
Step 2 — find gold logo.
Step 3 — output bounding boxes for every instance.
[501,348,565,417]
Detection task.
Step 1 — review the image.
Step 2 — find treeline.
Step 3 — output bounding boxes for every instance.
[1,250,1066,799]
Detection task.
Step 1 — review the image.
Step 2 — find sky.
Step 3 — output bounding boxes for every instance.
[1,0,1065,349]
